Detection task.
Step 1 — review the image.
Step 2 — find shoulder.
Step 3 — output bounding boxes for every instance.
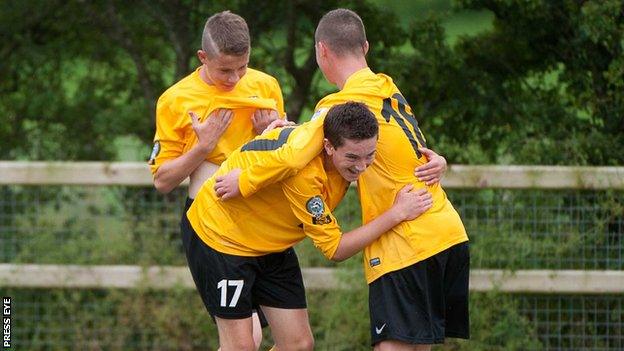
[284,156,325,190]
[157,69,200,105]
[298,156,325,179]
[311,93,343,120]
[245,68,280,87]
[376,72,396,84]
[315,91,342,109]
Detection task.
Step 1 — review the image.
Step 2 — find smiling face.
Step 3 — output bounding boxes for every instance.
[198,50,249,91]
[324,137,377,182]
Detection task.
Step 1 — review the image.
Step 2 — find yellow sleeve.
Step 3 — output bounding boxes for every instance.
[148,94,186,174]
[269,77,286,118]
[281,170,342,260]
[238,116,325,197]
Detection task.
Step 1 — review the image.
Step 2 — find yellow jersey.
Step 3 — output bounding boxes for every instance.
[186,127,350,259]
[149,67,285,173]
[237,68,468,283]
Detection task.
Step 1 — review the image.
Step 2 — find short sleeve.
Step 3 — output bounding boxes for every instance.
[281,167,342,260]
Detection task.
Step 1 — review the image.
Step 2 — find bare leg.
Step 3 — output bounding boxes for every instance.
[215,316,256,351]
[251,311,263,350]
[261,306,314,351]
[375,340,432,351]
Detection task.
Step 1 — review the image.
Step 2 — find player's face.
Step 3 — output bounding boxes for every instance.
[200,51,249,91]
[326,137,377,182]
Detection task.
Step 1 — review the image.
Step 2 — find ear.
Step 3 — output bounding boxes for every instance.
[197,50,209,64]
[317,41,328,58]
[323,138,335,156]
[363,41,369,56]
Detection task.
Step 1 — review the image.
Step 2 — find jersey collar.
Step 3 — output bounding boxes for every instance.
[342,67,375,91]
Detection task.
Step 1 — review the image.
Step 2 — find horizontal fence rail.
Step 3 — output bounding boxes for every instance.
[2,264,624,294]
[2,161,624,189]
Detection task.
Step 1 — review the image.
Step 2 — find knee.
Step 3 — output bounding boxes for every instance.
[304,337,315,351]
[293,335,314,351]
[276,335,314,351]
[222,338,257,351]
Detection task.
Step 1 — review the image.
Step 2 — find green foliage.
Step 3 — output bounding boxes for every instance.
[8,288,219,350]
[401,0,624,165]
[440,291,544,351]
[11,187,184,265]
[4,185,621,348]
[307,282,370,350]
[450,188,624,270]
[7,287,546,350]
[4,0,620,164]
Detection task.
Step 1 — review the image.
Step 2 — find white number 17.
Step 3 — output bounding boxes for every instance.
[217,279,244,307]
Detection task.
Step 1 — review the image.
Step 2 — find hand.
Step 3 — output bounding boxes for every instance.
[392,185,433,221]
[262,118,297,134]
[252,109,279,135]
[214,168,242,200]
[189,109,233,153]
[414,147,447,185]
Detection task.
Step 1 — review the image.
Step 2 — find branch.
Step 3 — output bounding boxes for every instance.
[93,2,157,112]
[142,0,194,80]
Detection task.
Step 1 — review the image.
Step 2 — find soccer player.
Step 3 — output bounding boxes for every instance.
[148,11,284,349]
[184,102,433,351]
[214,9,469,351]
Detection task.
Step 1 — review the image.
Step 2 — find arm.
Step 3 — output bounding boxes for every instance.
[282,168,432,262]
[414,147,447,186]
[153,109,232,193]
[331,185,432,261]
[215,117,326,200]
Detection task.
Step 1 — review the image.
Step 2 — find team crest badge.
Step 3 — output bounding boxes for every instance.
[306,196,324,217]
[306,196,332,225]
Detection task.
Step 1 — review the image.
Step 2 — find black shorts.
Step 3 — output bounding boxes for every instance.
[369,241,470,345]
[180,198,306,321]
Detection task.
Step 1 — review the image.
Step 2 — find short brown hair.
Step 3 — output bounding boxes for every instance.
[315,8,367,57]
[202,11,250,58]
[324,101,378,148]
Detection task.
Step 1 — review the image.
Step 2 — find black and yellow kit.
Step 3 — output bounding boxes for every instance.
[236,68,468,283]
[187,126,351,259]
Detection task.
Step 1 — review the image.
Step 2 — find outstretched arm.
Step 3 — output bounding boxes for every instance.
[215,117,326,200]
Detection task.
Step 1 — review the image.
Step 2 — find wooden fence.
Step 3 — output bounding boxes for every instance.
[2,162,623,293]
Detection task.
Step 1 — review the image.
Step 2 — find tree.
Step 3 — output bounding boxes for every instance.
[397,0,623,165]
[1,0,621,165]
[0,0,405,160]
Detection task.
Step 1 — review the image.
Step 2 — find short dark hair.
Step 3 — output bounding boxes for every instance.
[323,101,378,148]
[202,11,250,58]
[315,8,367,57]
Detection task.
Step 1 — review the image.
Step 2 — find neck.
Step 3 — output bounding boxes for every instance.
[333,56,368,90]
[199,66,213,85]
[322,152,335,172]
